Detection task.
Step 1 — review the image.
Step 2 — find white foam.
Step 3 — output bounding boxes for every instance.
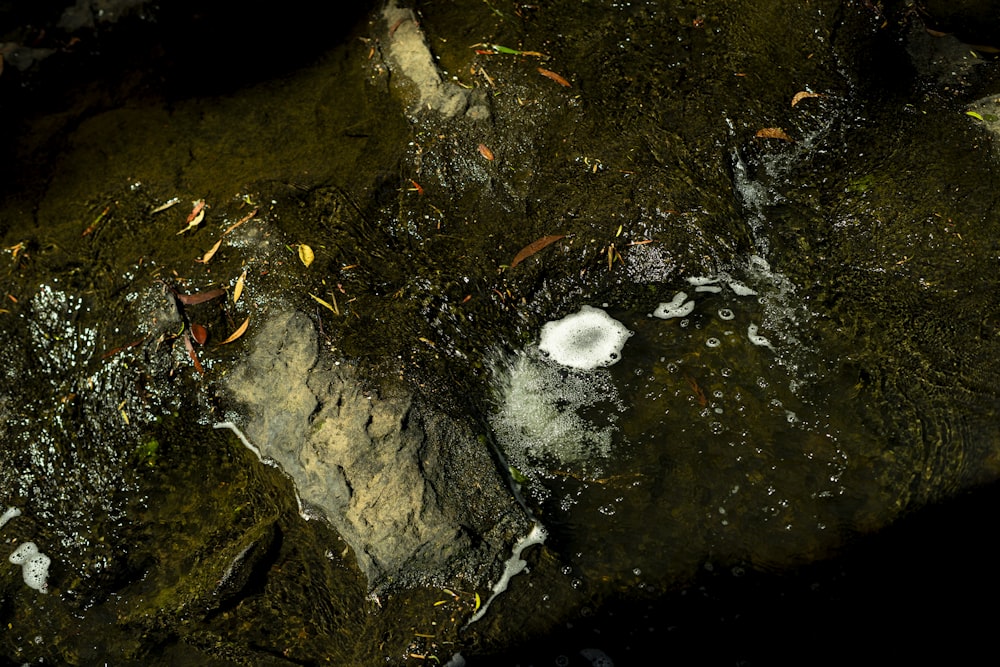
[491,351,622,463]
[465,522,547,627]
[747,323,774,349]
[538,305,632,370]
[9,541,50,593]
[685,276,720,286]
[0,507,21,529]
[652,292,695,319]
[728,280,758,296]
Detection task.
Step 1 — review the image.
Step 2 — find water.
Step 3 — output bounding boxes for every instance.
[3,0,1000,664]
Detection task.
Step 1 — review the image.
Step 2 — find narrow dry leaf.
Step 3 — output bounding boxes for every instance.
[233,269,247,303]
[755,127,794,142]
[223,207,258,236]
[791,91,823,107]
[299,243,315,267]
[478,143,495,161]
[183,332,204,374]
[176,288,226,306]
[219,317,250,345]
[309,292,338,314]
[197,238,223,264]
[510,234,566,267]
[151,198,180,214]
[538,67,571,87]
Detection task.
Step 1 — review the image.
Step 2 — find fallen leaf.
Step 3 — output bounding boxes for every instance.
[538,67,571,87]
[219,317,250,345]
[183,331,204,374]
[150,198,180,214]
[478,143,495,161]
[755,127,794,142]
[190,323,208,345]
[176,208,206,235]
[233,269,247,303]
[176,288,226,306]
[299,243,315,267]
[222,207,258,236]
[309,292,338,314]
[186,199,206,223]
[510,234,566,267]
[791,91,823,107]
[197,238,223,264]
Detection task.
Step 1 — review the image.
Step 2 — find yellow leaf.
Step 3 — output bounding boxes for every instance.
[967,110,985,121]
[198,238,223,264]
[298,244,315,267]
[791,91,823,107]
[219,317,250,345]
[474,592,481,612]
[309,293,337,314]
[755,127,794,142]
[233,269,247,303]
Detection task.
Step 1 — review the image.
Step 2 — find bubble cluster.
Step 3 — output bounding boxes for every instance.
[8,541,50,593]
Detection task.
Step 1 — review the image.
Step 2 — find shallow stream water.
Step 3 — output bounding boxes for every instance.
[2,1,1000,665]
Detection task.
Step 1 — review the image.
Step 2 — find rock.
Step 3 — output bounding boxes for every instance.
[225,311,530,592]
[381,0,474,118]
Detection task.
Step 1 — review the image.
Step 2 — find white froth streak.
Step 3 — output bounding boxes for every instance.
[464,521,548,628]
[213,421,262,460]
[213,422,308,519]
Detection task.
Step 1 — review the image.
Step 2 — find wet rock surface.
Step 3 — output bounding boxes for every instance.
[225,310,531,591]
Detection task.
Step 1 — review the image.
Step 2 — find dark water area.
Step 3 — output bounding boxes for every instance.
[2,0,1000,664]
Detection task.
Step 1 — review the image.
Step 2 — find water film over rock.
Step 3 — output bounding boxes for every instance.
[2,0,1000,664]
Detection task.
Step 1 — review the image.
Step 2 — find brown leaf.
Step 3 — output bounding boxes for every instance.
[176,288,227,306]
[190,323,208,345]
[219,317,250,345]
[478,143,495,161]
[223,207,258,236]
[538,68,571,87]
[791,91,823,107]
[510,234,566,267]
[183,331,204,374]
[755,127,794,142]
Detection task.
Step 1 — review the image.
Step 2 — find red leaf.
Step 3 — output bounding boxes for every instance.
[510,234,566,267]
[190,323,208,345]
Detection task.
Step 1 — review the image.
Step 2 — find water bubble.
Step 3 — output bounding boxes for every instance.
[705,337,721,348]
[718,308,735,320]
[709,421,724,434]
